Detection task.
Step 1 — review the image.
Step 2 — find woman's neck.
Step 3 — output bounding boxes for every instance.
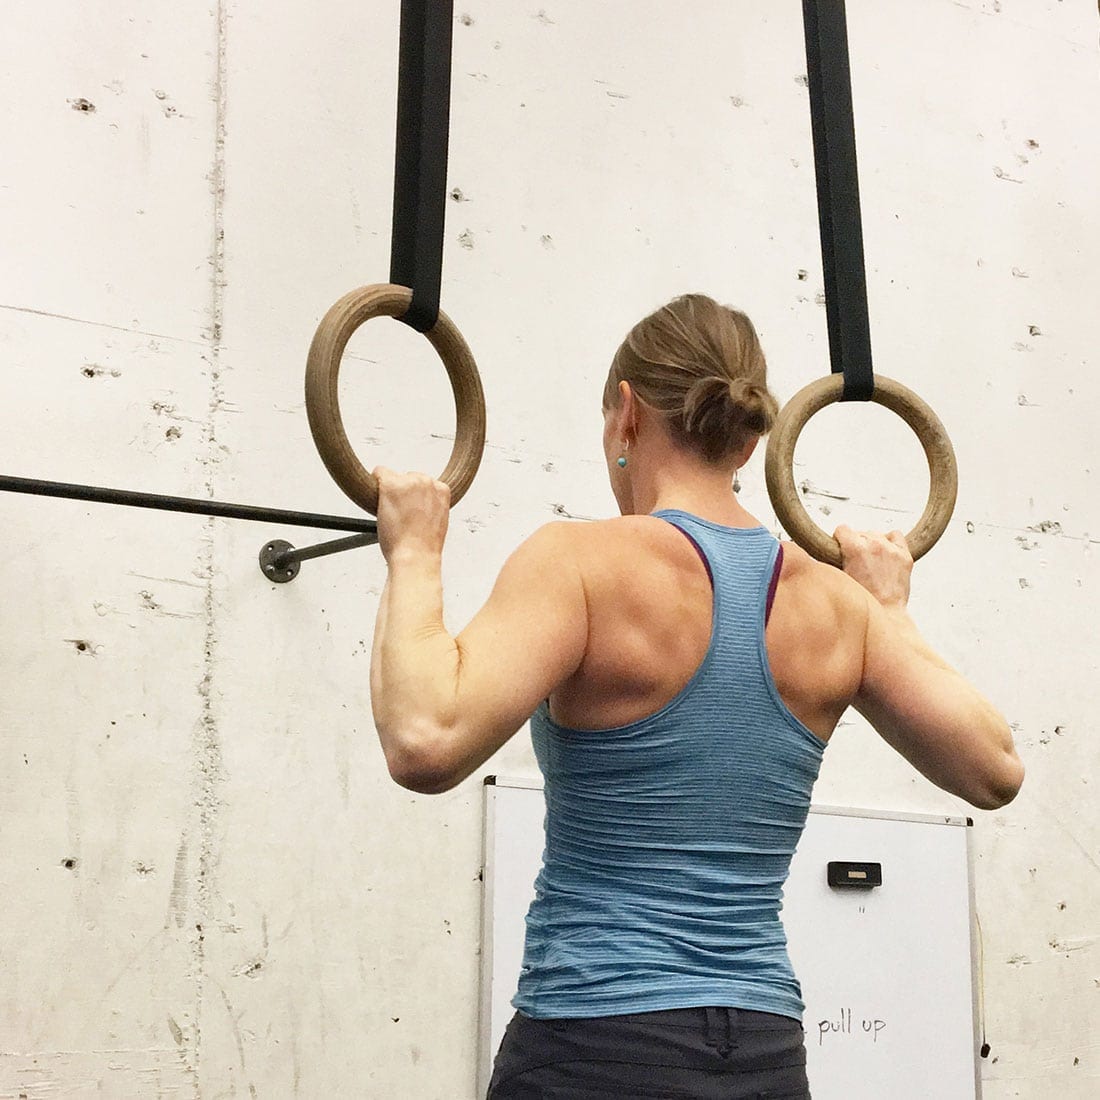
[618,426,762,527]
[639,461,761,527]
[648,488,761,528]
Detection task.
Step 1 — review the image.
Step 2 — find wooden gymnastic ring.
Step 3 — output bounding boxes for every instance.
[305,284,486,515]
[764,374,958,567]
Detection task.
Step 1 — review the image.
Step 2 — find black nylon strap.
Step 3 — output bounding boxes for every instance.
[390,0,454,333]
[802,0,875,401]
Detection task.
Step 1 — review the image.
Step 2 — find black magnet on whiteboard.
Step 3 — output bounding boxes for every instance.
[827,861,882,888]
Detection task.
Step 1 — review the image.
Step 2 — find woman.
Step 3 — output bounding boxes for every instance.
[370,294,1024,1099]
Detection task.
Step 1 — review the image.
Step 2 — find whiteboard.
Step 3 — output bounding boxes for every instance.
[478,777,981,1100]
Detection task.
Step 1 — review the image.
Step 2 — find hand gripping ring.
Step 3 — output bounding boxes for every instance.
[305,284,487,515]
[764,374,958,567]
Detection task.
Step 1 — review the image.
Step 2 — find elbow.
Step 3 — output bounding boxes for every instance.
[383,729,462,795]
[390,762,460,795]
[971,751,1026,811]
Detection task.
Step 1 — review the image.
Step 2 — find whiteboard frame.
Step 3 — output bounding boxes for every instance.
[967,820,984,1099]
[478,775,984,1099]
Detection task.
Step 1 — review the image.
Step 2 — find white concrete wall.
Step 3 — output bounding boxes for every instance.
[0,1,1096,1096]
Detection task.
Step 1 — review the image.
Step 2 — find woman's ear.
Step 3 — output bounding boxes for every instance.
[618,381,638,441]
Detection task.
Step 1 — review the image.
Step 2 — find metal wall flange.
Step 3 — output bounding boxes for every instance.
[257,530,378,584]
[260,540,300,584]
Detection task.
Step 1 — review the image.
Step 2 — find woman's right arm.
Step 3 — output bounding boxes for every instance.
[838,527,1025,811]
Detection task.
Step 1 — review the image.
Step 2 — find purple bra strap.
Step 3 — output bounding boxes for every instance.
[765,544,785,626]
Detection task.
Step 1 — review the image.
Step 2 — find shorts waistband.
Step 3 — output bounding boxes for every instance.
[536,1006,801,1030]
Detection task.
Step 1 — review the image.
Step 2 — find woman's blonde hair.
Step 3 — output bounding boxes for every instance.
[604,293,779,464]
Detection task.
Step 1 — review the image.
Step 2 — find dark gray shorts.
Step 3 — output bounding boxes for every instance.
[487,1005,811,1099]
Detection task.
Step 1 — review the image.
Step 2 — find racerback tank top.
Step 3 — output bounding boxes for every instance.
[513,510,827,1022]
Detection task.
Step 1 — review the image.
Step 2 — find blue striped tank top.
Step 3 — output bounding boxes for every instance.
[512,510,827,1022]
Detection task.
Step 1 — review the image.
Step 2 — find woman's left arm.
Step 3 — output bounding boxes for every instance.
[369,469,588,793]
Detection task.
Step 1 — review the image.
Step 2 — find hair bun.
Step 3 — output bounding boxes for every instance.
[726,377,778,435]
[683,375,777,439]
[683,376,732,427]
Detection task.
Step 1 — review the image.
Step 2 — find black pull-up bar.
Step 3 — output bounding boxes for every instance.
[0,474,378,581]
[0,474,377,533]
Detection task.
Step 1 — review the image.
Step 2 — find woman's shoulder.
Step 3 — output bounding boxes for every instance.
[528,514,677,549]
[778,539,873,623]
[571,514,696,559]
[520,516,703,586]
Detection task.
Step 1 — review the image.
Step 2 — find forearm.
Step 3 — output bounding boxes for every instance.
[370,549,461,778]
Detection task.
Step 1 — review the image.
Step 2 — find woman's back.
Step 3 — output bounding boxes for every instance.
[550,509,867,744]
[515,510,833,1022]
